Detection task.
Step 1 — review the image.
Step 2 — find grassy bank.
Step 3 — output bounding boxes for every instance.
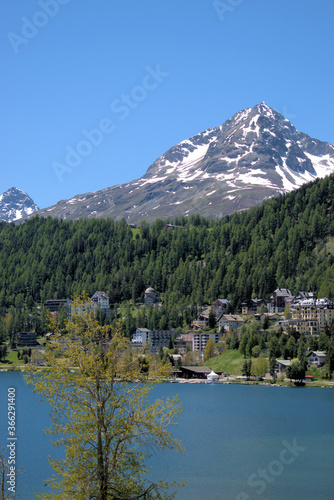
[205,349,246,375]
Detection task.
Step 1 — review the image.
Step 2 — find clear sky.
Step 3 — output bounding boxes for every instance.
[1,0,333,209]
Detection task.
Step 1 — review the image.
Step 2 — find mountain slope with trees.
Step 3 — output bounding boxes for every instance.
[1,174,334,339]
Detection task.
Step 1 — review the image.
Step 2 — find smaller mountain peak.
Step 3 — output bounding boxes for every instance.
[0,187,39,223]
[3,186,26,196]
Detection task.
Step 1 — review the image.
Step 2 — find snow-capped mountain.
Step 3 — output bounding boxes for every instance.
[34,102,334,223]
[0,187,39,222]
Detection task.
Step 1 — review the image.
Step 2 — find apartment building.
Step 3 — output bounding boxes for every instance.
[131,328,175,352]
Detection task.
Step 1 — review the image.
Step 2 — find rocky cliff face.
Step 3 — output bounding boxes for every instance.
[31,102,334,224]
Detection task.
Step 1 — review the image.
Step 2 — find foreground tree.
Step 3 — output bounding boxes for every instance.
[25,295,183,500]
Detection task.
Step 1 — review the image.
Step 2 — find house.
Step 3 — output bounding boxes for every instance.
[212,299,230,317]
[269,289,293,313]
[275,359,291,374]
[241,298,265,315]
[91,291,109,310]
[219,314,245,332]
[308,351,327,367]
[191,309,210,330]
[16,331,38,347]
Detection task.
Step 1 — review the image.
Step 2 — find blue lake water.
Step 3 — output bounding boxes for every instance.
[1,372,334,500]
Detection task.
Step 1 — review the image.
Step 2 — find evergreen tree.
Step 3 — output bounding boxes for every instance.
[287,358,307,383]
[326,338,334,377]
[242,359,252,379]
[268,336,280,359]
[208,309,216,329]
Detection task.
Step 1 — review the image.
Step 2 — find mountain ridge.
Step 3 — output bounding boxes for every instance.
[26,102,334,223]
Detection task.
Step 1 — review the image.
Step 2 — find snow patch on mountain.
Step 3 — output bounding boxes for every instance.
[232,107,252,125]
[141,176,168,186]
[241,114,261,138]
[304,153,334,177]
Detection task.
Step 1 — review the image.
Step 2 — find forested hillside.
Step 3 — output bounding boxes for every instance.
[1,174,334,338]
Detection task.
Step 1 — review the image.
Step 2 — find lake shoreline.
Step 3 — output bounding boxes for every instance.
[2,367,334,388]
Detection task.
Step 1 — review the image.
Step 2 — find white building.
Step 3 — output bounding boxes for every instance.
[308,351,327,367]
[192,332,220,352]
[275,359,291,374]
[219,314,245,332]
[132,328,150,345]
[91,291,110,310]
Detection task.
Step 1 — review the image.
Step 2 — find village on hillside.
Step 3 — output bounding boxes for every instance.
[7,286,334,384]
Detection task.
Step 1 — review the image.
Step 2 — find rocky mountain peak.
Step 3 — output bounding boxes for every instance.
[27,103,334,224]
[0,187,39,222]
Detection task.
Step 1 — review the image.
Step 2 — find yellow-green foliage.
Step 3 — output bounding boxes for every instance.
[203,338,215,362]
[25,294,183,500]
[251,353,269,378]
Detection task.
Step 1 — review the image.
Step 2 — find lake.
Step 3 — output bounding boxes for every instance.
[1,372,334,499]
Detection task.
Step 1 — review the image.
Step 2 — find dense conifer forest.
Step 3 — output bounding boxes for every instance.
[1,174,334,339]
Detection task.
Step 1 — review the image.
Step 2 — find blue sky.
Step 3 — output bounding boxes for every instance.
[1,0,333,209]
